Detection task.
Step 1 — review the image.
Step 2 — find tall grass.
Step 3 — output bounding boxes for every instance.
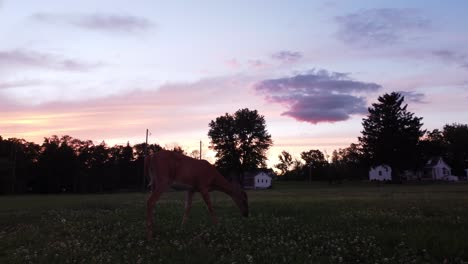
[1,182,468,263]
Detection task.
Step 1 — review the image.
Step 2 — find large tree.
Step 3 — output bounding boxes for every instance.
[359,92,425,178]
[443,123,468,175]
[208,108,273,176]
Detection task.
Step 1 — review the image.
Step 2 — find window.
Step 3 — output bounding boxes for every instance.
[378,171,382,176]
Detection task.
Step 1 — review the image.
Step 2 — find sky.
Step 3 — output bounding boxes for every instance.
[1,0,468,166]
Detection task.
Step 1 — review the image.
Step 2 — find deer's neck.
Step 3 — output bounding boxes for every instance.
[213,173,236,196]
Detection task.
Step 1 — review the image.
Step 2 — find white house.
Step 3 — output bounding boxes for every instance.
[369,165,392,181]
[253,172,272,189]
[242,170,274,189]
[424,157,456,181]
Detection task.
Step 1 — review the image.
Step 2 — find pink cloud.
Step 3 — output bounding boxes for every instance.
[225,58,241,69]
[0,76,261,145]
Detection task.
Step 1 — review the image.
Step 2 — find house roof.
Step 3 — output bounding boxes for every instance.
[425,157,450,168]
[370,164,391,170]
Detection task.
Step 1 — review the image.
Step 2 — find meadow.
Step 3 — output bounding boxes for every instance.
[1,182,468,263]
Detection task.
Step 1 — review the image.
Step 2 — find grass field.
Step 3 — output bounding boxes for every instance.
[1,182,468,263]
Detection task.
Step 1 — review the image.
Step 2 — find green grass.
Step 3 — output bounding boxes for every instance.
[1,182,468,263]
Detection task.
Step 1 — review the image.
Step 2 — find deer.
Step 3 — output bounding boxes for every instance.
[144,150,248,240]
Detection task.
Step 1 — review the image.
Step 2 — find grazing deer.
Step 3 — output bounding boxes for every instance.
[144,150,248,240]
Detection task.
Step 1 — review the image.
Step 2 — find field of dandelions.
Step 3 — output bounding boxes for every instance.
[1,182,468,263]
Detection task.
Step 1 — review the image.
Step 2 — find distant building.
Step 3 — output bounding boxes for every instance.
[243,169,274,189]
[369,165,392,181]
[423,157,457,181]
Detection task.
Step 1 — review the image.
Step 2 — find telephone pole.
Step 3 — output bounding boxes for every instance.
[199,140,202,160]
[142,129,149,191]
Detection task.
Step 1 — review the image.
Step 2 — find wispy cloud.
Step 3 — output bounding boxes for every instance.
[248,59,269,69]
[335,8,430,47]
[0,49,101,71]
[225,58,241,69]
[31,13,153,33]
[432,49,468,69]
[0,79,42,90]
[255,69,381,124]
[397,91,426,103]
[271,50,302,63]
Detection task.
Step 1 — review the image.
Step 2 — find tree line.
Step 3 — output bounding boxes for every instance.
[275,92,468,182]
[0,135,177,194]
[1,94,468,193]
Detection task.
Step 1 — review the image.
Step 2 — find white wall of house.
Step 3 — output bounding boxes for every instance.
[429,159,451,180]
[369,165,392,181]
[254,172,271,189]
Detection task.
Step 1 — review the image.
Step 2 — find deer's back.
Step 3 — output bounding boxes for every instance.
[153,150,217,189]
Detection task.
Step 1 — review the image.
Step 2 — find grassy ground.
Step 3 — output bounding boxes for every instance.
[1,181,468,263]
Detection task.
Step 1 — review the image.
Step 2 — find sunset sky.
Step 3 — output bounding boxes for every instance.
[1,0,468,166]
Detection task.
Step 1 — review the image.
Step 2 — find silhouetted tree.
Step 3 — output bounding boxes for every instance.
[443,123,468,175]
[331,143,367,180]
[418,129,447,168]
[301,149,329,181]
[275,151,293,176]
[359,92,425,180]
[208,108,273,179]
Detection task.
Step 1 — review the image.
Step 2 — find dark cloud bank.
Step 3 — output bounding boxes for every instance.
[255,69,381,124]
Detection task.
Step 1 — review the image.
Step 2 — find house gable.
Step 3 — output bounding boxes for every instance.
[424,157,452,180]
[369,165,392,181]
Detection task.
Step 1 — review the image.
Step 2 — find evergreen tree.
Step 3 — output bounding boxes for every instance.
[359,92,425,179]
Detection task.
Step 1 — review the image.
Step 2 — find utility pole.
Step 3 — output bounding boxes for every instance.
[145,129,149,156]
[199,140,202,160]
[142,129,149,192]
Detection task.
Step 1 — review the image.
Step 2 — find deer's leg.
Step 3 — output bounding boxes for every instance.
[181,190,194,226]
[146,189,163,241]
[200,190,218,224]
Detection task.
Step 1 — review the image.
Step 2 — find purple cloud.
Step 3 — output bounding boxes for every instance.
[271,50,302,63]
[255,69,381,124]
[335,8,430,47]
[31,13,153,33]
[397,91,426,103]
[432,49,468,69]
[0,49,100,71]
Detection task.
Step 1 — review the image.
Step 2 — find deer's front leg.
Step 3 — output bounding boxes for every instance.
[146,190,162,241]
[181,190,194,226]
[200,190,218,224]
